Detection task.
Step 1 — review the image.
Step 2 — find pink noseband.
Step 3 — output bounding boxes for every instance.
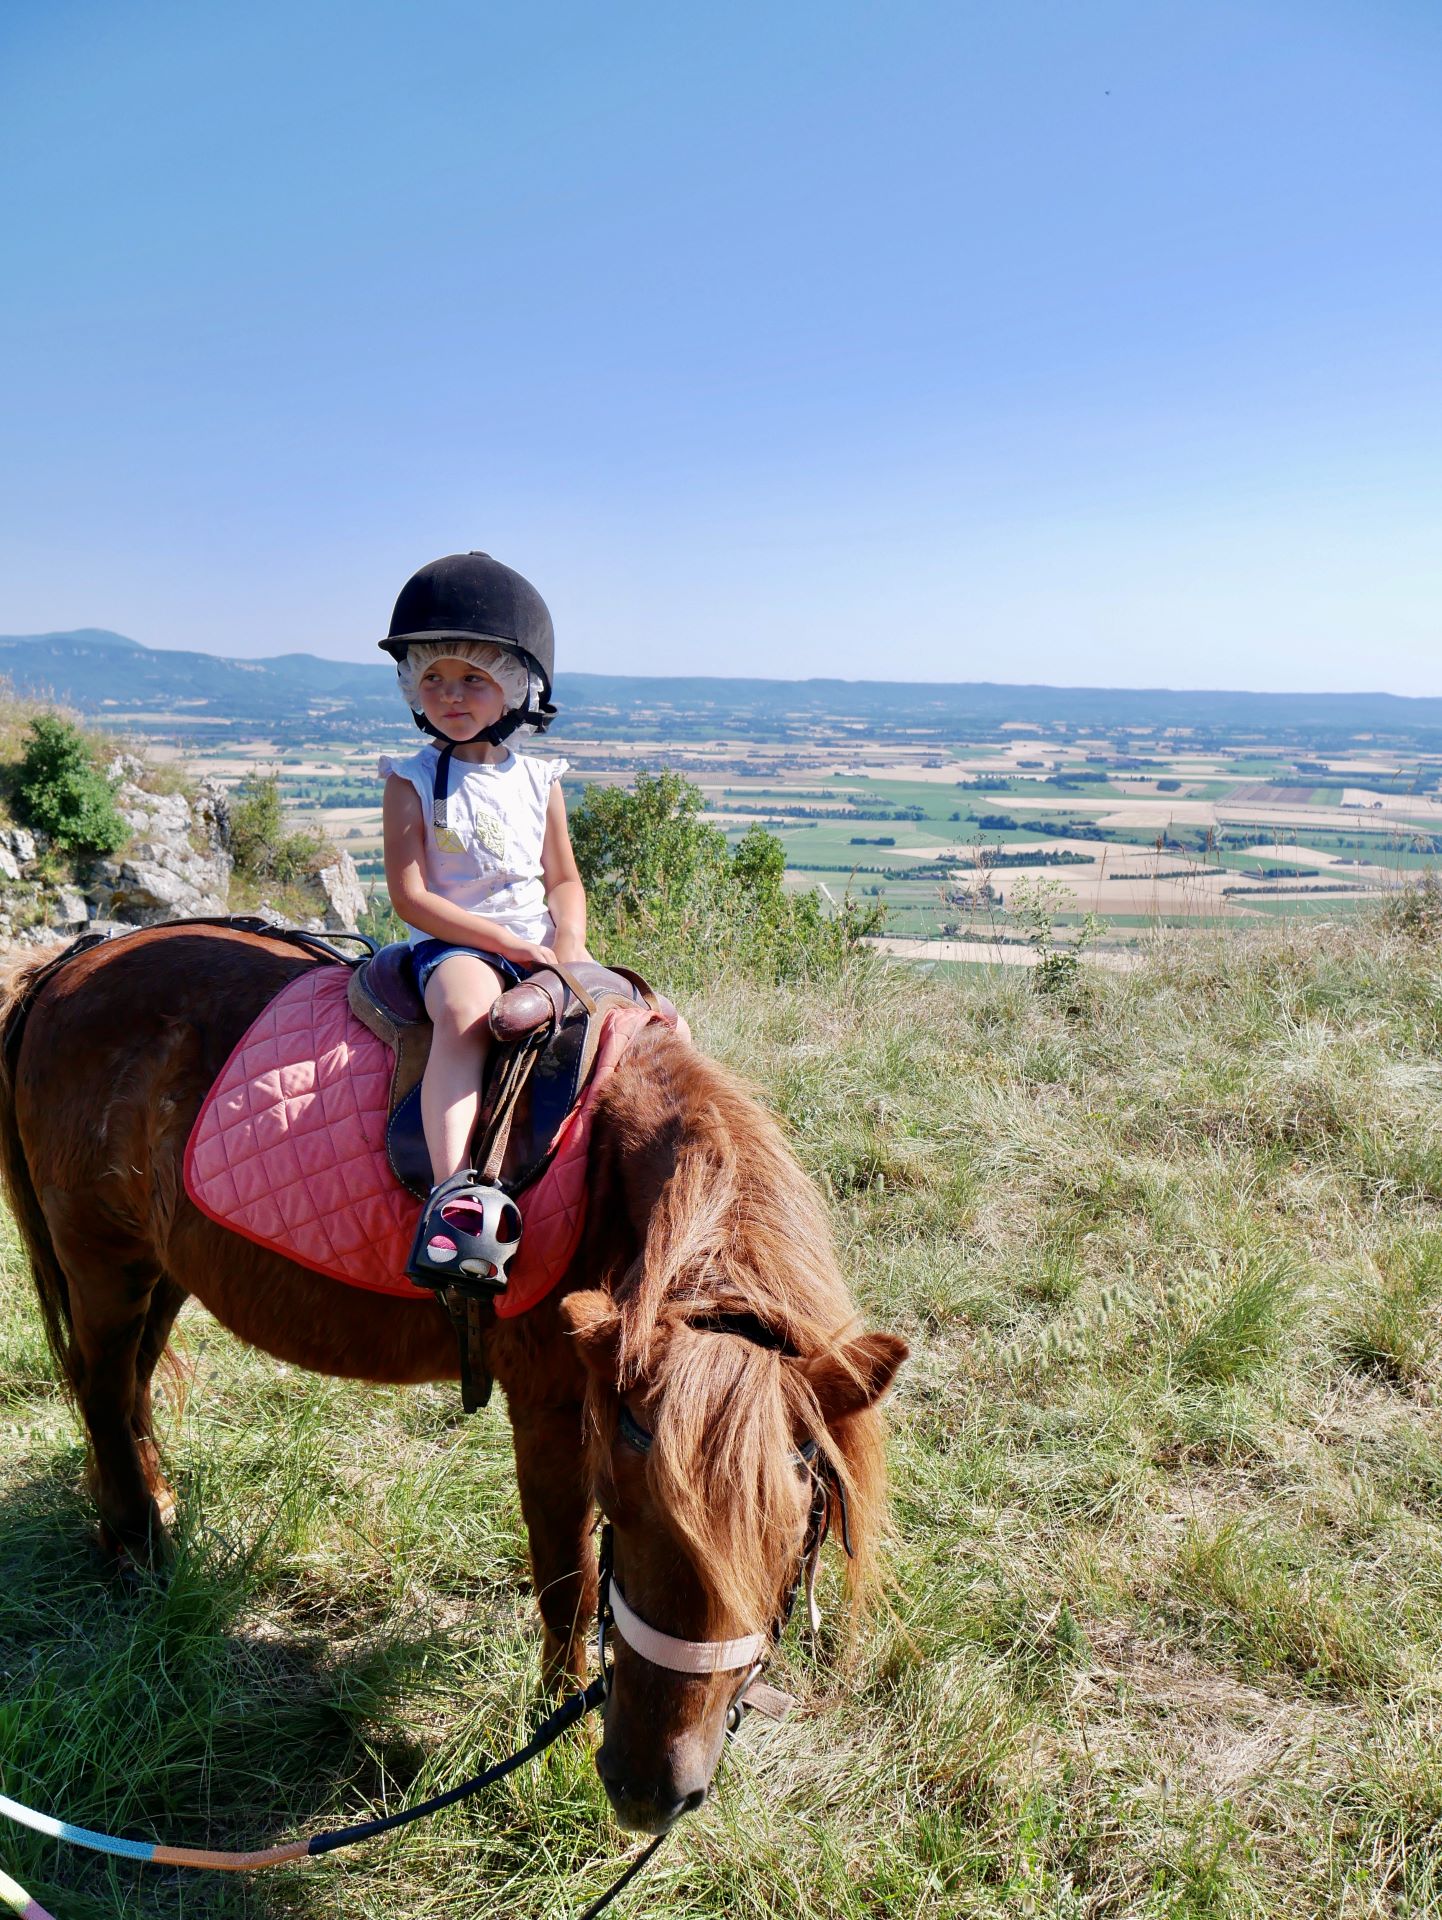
[606,1577,768,1675]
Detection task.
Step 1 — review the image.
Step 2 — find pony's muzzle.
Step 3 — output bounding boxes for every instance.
[593,1746,710,1834]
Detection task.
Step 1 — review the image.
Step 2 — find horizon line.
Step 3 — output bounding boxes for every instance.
[2,628,1439,705]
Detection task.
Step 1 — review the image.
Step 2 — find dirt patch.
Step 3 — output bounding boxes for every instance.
[1074,1620,1359,1798]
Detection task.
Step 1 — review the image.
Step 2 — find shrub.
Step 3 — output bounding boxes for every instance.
[228,771,326,882]
[569,770,883,987]
[12,714,127,855]
[359,885,407,948]
[1380,872,1442,942]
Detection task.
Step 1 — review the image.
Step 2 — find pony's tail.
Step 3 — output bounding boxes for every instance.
[0,956,76,1394]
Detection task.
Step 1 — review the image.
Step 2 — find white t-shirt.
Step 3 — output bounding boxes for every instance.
[379,742,570,947]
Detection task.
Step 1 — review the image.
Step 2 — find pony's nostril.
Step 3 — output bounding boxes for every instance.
[678,1785,707,1816]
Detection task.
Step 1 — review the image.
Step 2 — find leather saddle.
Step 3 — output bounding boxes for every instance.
[346,943,671,1198]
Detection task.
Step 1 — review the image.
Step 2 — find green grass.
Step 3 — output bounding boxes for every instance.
[6,917,1442,1915]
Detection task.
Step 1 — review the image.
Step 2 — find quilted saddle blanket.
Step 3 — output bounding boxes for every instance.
[183,965,671,1315]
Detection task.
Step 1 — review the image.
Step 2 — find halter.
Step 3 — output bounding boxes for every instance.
[594,1400,850,1728]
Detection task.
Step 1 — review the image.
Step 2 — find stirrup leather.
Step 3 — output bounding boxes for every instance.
[406,1169,522,1296]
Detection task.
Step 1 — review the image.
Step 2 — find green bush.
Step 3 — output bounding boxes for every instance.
[359,884,406,948]
[569,769,883,987]
[228,771,326,882]
[12,714,127,855]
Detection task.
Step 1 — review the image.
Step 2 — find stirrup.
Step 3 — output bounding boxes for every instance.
[406,1170,522,1297]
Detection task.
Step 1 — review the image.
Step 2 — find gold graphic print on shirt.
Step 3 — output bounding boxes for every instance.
[432,801,509,861]
[470,808,508,859]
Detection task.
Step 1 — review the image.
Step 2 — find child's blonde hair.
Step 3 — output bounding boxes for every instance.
[395,639,531,716]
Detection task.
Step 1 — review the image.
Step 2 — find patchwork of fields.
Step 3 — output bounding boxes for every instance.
[157,726,1442,962]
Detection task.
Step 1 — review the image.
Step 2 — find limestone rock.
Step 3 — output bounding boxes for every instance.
[0,824,37,869]
[114,782,191,839]
[89,780,232,925]
[52,888,90,928]
[193,778,231,856]
[315,850,367,932]
[87,857,224,926]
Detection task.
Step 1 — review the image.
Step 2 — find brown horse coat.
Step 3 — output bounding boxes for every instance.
[0,925,904,1830]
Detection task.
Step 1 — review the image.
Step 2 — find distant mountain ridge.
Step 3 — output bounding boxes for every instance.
[2,628,1439,745]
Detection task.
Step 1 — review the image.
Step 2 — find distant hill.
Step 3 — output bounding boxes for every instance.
[0,628,396,723]
[1,627,1440,748]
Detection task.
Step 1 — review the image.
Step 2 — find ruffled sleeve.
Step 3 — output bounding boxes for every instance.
[523,753,568,802]
[378,745,433,784]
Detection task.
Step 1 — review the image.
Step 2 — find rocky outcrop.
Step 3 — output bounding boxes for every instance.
[85,779,234,927]
[0,824,73,944]
[315,850,367,932]
[1,757,357,948]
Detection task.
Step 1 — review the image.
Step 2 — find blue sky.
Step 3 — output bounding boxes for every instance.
[2,0,1439,691]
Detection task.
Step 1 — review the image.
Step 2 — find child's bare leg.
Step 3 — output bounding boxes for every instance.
[422,956,505,1182]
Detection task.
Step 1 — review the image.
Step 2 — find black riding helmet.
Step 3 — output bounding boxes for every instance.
[379,551,557,742]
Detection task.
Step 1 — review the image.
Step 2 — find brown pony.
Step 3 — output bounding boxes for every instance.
[0,925,905,1834]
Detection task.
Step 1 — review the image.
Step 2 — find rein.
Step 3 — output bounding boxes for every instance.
[0,1676,663,1920]
[1,1399,847,1920]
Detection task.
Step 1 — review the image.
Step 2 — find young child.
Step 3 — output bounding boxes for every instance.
[378,551,588,1284]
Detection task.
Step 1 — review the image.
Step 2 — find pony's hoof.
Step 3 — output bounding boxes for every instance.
[94,1513,173,1588]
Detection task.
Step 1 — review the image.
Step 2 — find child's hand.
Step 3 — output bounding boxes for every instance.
[516,941,559,971]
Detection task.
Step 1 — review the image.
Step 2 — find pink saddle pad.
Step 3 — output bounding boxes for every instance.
[183,965,676,1315]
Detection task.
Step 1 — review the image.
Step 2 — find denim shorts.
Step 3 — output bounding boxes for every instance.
[411,940,527,997]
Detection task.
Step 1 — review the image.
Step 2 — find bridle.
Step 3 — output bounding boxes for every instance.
[594,1397,852,1729]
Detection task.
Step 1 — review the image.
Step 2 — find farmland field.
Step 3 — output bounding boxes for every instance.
[150,719,1442,966]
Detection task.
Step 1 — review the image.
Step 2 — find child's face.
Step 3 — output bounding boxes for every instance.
[415,655,508,740]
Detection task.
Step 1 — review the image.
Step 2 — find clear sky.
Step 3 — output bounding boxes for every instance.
[2,0,1439,692]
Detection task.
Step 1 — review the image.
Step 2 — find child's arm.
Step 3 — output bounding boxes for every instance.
[382,775,557,966]
[540,781,589,964]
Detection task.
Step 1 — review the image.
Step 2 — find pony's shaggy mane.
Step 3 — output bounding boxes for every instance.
[592,1026,890,1632]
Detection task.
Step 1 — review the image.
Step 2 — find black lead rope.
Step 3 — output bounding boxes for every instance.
[307,1671,669,1915]
[578,1831,670,1919]
[305,1676,605,1854]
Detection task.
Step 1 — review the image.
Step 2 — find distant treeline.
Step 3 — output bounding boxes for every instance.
[974,814,1111,841]
[791,851,1092,877]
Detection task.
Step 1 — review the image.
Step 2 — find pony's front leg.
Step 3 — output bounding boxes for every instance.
[509,1402,596,1689]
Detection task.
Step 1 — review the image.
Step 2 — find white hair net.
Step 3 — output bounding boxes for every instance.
[396,639,531,716]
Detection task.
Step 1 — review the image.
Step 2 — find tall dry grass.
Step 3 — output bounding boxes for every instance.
[4,912,1442,1915]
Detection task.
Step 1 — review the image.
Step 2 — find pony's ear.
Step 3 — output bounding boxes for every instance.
[801,1331,908,1424]
[560,1289,623,1382]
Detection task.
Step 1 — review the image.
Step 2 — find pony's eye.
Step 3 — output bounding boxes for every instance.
[617,1403,653,1454]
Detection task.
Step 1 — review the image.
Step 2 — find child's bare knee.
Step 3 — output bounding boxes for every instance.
[432,1000,489,1045]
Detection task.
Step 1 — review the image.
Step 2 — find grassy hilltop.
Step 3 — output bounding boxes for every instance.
[4,917,1442,1917]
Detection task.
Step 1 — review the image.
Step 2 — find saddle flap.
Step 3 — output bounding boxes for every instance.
[349,949,433,1143]
[485,964,662,1189]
